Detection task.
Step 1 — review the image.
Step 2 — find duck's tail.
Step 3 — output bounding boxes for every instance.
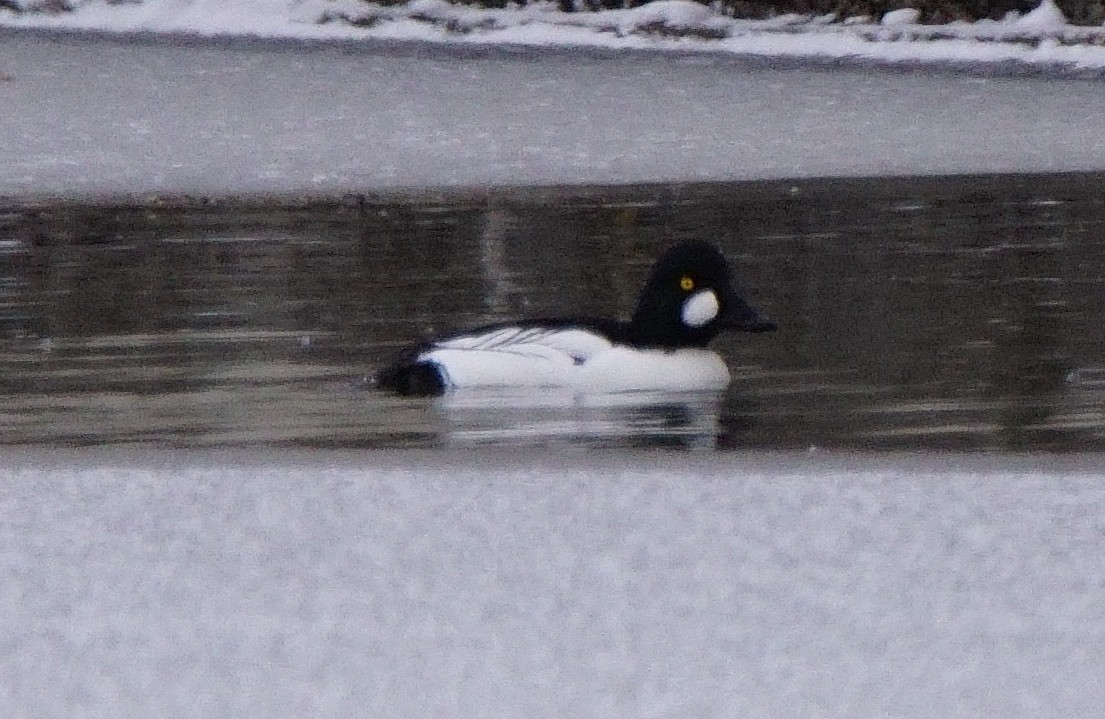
[373,360,447,396]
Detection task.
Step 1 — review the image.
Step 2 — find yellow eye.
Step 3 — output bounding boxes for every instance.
[679,275,695,291]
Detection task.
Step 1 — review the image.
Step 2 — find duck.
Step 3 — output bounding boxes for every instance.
[373,240,776,396]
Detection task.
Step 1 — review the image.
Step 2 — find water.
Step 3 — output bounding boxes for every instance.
[2,173,1105,449]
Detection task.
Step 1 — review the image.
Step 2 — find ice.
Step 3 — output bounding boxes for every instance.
[2,449,1105,717]
[2,31,1105,199]
[3,0,1105,200]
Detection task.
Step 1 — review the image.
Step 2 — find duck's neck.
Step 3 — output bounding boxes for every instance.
[625,309,715,349]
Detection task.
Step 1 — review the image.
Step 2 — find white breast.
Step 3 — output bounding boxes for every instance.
[576,347,731,393]
[417,326,731,393]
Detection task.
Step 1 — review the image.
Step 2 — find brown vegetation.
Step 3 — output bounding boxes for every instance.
[564,0,1105,25]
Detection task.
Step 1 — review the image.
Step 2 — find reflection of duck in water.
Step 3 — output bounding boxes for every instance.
[374,241,776,396]
[435,393,732,450]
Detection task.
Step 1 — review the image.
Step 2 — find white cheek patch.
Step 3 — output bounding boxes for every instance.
[681,289,719,328]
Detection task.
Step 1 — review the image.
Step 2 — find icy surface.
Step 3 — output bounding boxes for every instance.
[3,450,1105,717]
[2,31,1105,199]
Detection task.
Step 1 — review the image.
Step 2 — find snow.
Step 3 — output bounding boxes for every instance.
[880,7,921,26]
[3,0,1105,72]
[1015,0,1068,32]
[3,449,1105,718]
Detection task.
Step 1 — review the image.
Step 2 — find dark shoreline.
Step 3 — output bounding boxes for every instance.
[5,170,1105,223]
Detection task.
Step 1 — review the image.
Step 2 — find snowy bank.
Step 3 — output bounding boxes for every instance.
[4,449,1105,717]
[4,0,1105,72]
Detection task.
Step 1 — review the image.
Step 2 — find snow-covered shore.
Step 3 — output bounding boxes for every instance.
[4,449,1105,718]
[4,0,1105,73]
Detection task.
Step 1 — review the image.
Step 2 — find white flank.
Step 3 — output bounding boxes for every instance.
[681,289,719,328]
[418,326,731,392]
[420,327,613,389]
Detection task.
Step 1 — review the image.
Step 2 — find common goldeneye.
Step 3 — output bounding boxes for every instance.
[374,241,776,396]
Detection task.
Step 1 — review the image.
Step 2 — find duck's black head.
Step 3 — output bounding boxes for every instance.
[626,241,776,349]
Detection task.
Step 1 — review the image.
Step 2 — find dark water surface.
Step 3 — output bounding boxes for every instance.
[3,174,1105,450]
